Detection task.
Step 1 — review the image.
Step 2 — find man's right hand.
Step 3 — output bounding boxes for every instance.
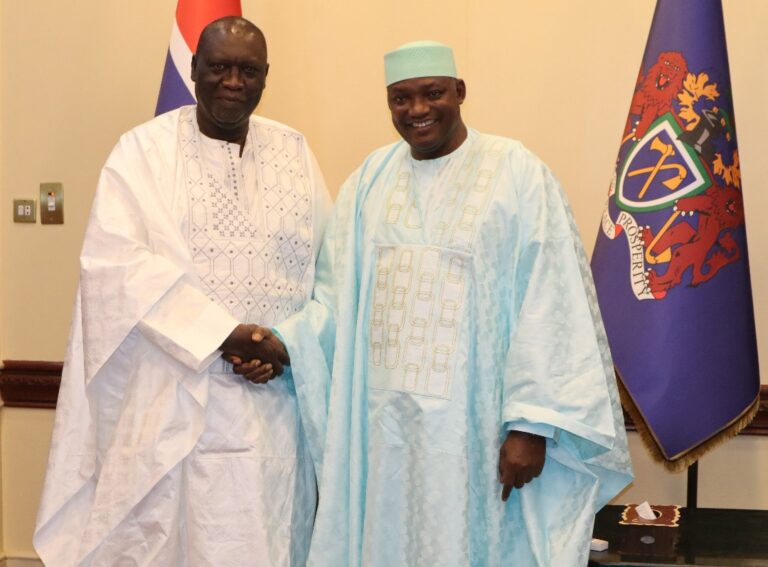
[220,324,290,381]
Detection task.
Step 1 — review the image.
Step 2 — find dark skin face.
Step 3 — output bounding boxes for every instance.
[191,21,269,146]
[387,76,468,160]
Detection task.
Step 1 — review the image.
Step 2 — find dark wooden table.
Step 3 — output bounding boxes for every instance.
[589,505,768,566]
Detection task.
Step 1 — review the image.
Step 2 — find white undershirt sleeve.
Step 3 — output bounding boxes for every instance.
[137,280,240,372]
[504,421,560,443]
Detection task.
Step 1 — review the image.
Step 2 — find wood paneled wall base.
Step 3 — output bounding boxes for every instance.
[0,360,63,408]
[1,361,766,436]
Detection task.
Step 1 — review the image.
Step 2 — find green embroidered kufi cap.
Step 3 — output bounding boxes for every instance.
[384,40,456,86]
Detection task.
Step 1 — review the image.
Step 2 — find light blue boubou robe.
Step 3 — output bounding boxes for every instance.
[277,131,632,567]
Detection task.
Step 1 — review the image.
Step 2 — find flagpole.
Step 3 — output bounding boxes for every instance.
[686,461,698,509]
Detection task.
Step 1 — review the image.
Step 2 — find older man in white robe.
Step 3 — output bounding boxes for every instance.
[33,17,331,567]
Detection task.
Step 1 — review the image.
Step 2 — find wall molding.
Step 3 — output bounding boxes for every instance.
[0,360,63,409]
[1,360,767,436]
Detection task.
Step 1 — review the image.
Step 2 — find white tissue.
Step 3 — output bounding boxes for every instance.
[635,501,656,520]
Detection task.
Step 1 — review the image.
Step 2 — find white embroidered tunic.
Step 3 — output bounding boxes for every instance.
[34,106,331,567]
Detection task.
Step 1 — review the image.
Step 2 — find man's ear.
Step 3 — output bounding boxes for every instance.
[455,79,466,104]
[191,54,198,82]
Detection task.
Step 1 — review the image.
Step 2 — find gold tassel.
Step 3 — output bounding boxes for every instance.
[617,371,760,473]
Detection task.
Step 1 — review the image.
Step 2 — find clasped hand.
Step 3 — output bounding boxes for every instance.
[220,324,290,384]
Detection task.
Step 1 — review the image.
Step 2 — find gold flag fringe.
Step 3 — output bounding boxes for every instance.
[617,372,761,473]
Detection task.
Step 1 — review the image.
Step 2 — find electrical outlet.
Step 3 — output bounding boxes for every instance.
[13,199,37,223]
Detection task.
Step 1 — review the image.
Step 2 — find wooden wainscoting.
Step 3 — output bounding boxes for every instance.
[1,360,766,436]
[0,360,63,409]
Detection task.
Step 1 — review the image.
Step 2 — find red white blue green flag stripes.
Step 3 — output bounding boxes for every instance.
[155,0,242,115]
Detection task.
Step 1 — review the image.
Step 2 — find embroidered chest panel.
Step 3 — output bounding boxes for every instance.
[180,116,314,327]
[367,138,505,399]
[369,245,470,400]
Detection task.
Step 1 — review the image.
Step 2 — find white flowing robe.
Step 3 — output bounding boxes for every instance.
[276,131,633,567]
[34,106,331,567]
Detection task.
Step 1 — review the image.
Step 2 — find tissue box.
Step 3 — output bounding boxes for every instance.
[616,504,680,560]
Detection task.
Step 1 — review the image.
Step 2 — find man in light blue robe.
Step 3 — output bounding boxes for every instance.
[243,40,633,566]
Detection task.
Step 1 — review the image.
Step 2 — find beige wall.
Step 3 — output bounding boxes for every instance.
[0,1,173,361]
[0,0,5,554]
[0,410,52,561]
[1,0,766,559]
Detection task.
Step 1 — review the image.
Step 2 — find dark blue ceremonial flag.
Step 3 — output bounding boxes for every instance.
[591,0,759,468]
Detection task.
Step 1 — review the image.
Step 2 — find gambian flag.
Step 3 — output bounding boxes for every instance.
[155,0,242,115]
[591,0,760,470]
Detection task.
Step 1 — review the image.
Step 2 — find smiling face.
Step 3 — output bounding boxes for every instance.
[387,76,467,160]
[191,22,269,144]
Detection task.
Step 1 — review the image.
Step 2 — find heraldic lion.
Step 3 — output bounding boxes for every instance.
[642,183,744,298]
[625,51,689,140]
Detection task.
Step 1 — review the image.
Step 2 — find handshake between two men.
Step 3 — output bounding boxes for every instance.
[219,325,547,500]
[220,324,290,384]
